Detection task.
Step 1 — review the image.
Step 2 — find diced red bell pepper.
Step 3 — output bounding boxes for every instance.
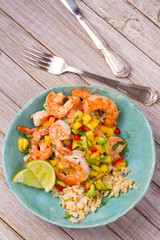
[79,125,90,132]
[57,185,63,191]
[112,157,124,167]
[65,144,72,151]
[82,181,90,189]
[74,134,81,140]
[114,127,120,135]
[91,146,98,153]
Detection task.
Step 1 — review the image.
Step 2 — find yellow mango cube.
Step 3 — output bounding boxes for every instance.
[44,135,51,144]
[50,160,57,166]
[106,127,114,137]
[82,113,92,125]
[17,137,29,152]
[105,140,110,153]
[72,121,83,129]
[48,117,55,125]
[92,116,100,125]
[91,165,100,172]
[89,171,98,177]
[86,131,94,142]
[116,161,127,170]
[99,125,109,133]
[96,183,102,190]
[74,111,83,121]
[57,162,65,170]
[100,164,108,173]
[91,152,100,161]
[95,172,105,179]
[94,144,103,154]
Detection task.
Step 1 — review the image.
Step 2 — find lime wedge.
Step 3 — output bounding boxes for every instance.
[13,169,43,188]
[25,160,56,192]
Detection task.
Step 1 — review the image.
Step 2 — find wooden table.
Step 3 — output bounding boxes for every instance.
[0,1,160,239]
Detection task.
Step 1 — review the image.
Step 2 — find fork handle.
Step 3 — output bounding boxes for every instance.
[81,71,158,105]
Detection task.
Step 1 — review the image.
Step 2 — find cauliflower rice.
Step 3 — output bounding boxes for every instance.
[52,167,138,223]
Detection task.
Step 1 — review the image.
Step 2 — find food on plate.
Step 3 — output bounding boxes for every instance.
[13,89,138,223]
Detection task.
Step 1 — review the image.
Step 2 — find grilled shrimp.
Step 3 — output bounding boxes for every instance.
[66,96,83,124]
[30,110,51,126]
[49,120,71,154]
[72,89,92,100]
[46,90,75,118]
[56,150,89,185]
[29,128,52,160]
[108,136,126,161]
[83,94,118,127]
[17,126,37,135]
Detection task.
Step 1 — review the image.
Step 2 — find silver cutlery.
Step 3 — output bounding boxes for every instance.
[60,0,130,78]
[19,46,158,106]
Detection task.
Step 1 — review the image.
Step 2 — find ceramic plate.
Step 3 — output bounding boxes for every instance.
[2,85,155,228]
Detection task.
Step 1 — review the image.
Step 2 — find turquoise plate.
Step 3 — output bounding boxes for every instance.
[2,85,155,228]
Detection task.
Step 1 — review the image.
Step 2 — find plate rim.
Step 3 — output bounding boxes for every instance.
[2,85,156,228]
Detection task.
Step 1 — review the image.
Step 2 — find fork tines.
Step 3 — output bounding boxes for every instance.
[19,46,53,71]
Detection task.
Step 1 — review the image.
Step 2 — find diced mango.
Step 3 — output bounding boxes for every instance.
[50,160,57,166]
[91,165,100,172]
[86,123,94,131]
[63,140,71,146]
[86,131,94,142]
[72,121,83,129]
[44,135,51,144]
[95,172,105,179]
[105,140,110,153]
[59,153,64,160]
[100,164,108,173]
[96,182,102,190]
[91,152,100,161]
[95,160,101,166]
[48,117,55,125]
[89,171,98,177]
[91,116,100,125]
[74,111,83,121]
[64,168,74,175]
[94,145,102,154]
[17,137,29,152]
[84,150,92,158]
[116,160,127,170]
[82,113,92,125]
[99,125,109,133]
[69,133,74,140]
[101,155,112,164]
[106,127,114,137]
[57,162,65,170]
[89,120,99,128]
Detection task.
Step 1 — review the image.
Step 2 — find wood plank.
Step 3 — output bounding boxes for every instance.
[0,132,5,175]
[0,176,122,240]
[152,142,160,186]
[126,0,160,27]
[0,218,23,240]
[82,0,160,64]
[0,10,160,144]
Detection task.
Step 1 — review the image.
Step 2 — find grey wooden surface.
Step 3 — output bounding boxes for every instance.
[0,0,160,239]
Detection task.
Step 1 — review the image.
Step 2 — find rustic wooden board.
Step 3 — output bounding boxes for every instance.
[0,218,23,240]
[126,0,160,27]
[1,10,160,144]
[82,0,160,64]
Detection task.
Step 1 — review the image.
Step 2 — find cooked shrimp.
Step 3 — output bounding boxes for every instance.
[29,128,52,160]
[56,150,89,185]
[49,120,71,154]
[30,110,51,126]
[46,90,75,118]
[83,94,118,127]
[108,136,126,161]
[72,89,92,100]
[66,96,83,124]
[17,126,37,135]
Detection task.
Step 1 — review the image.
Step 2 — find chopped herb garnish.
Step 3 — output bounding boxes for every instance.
[62,171,66,176]
[102,198,109,206]
[63,213,73,219]
[26,134,33,139]
[73,157,78,159]
[89,165,93,171]
[19,131,24,137]
[63,117,70,124]
[112,141,125,150]
[64,199,70,202]
[33,140,38,146]
[87,141,91,150]
[73,146,79,150]
[74,115,79,121]
[60,204,62,207]
[78,161,81,165]
[52,144,56,149]
[72,128,85,136]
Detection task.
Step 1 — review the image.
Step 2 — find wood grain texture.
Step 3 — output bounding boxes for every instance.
[0,8,160,143]
[127,0,160,27]
[0,218,23,240]
[82,0,160,64]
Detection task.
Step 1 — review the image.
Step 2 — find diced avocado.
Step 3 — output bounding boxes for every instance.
[103,183,113,190]
[56,180,66,187]
[86,183,96,199]
[17,137,29,152]
[95,136,105,145]
[74,111,83,121]
[101,144,105,153]
[81,136,91,150]
[72,140,83,150]
[101,155,112,164]
[96,180,112,190]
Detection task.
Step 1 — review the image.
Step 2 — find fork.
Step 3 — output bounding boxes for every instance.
[19,46,158,106]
